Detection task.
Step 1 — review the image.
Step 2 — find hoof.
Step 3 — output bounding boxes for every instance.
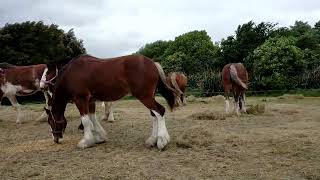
[95,134,107,144]
[157,134,170,150]
[145,136,157,148]
[77,138,95,149]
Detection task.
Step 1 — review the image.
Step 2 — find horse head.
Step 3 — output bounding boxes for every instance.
[44,107,67,143]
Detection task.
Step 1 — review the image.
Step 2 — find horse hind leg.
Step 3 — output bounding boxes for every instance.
[139,97,170,150]
[239,93,247,113]
[233,91,241,116]
[74,97,96,149]
[7,95,22,123]
[224,90,231,114]
[101,102,115,122]
[89,102,107,144]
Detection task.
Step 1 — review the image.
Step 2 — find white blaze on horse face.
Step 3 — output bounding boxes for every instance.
[151,110,170,150]
[78,115,96,149]
[39,68,48,89]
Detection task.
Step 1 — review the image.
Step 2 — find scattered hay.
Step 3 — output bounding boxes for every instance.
[279,109,300,115]
[189,110,226,120]
[278,94,304,100]
[176,125,213,148]
[186,95,197,102]
[246,103,265,115]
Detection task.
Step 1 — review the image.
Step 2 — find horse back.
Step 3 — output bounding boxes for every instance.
[58,55,159,101]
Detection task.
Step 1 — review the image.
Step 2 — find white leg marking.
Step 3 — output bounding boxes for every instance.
[151,110,170,150]
[234,99,240,116]
[37,92,50,121]
[225,99,230,113]
[102,102,115,122]
[241,94,247,113]
[7,95,22,123]
[145,116,158,148]
[77,115,96,149]
[89,113,107,143]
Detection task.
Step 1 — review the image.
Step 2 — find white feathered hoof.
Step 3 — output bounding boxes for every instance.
[156,133,170,150]
[77,138,96,149]
[95,133,107,144]
[145,136,157,148]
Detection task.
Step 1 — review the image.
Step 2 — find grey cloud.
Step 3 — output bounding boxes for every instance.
[1,0,320,57]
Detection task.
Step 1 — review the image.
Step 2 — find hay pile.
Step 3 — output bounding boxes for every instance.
[246,103,266,115]
[278,94,304,99]
[189,110,226,120]
[186,95,225,104]
[176,125,214,148]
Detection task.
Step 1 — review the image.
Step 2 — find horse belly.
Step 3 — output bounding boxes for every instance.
[90,82,130,102]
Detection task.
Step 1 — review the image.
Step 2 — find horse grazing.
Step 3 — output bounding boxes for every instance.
[44,55,180,150]
[222,63,248,115]
[0,63,50,123]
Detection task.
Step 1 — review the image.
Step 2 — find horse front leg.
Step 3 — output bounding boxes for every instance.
[7,95,22,123]
[37,91,50,121]
[74,97,96,149]
[89,102,107,144]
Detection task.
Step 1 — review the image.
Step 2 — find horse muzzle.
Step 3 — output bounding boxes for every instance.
[53,133,63,144]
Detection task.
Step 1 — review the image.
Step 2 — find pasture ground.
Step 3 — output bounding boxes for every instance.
[0,96,320,179]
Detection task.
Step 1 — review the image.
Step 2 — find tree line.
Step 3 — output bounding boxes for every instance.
[0,20,319,96]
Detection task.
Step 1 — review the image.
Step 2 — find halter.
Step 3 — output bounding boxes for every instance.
[49,109,65,134]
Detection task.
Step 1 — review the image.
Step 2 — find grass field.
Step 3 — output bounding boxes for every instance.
[0,96,320,179]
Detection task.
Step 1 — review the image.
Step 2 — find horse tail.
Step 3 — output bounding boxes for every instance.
[230,64,248,89]
[170,73,184,95]
[154,62,179,111]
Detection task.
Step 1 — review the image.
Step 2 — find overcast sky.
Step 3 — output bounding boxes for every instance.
[1,0,319,57]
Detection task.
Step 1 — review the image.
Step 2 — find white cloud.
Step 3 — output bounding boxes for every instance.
[1,0,319,57]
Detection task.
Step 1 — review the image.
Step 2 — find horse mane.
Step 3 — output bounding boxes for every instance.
[0,62,15,69]
[50,54,90,90]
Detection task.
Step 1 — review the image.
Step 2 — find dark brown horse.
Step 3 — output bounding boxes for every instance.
[222,63,248,115]
[44,55,180,150]
[0,63,51,123]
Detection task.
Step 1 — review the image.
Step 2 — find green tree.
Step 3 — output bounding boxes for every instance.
[252,36,306,90]
[0,21,86,65]
[135,40,171,62]
[162,30,219,74]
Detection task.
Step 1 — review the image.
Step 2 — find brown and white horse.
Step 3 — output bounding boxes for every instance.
[99,72,187,123]
[44,55,180,150]
[222,63,248,115]
[166,72,188,105]
[0,63,50,123]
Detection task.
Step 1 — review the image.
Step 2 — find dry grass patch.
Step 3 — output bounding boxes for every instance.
[246,103,266,115]
[278,94,305,100]
[176,125,214,148]
[189,110,227,120]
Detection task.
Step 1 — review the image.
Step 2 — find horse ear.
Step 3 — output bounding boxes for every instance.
[44,107,50,115]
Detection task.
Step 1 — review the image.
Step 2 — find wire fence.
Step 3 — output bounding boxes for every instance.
[185,88,320,97]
